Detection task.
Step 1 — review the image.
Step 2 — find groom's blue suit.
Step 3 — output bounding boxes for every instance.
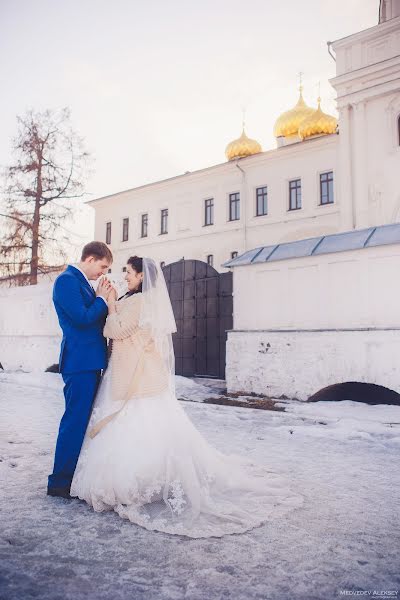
[48,265,108,491]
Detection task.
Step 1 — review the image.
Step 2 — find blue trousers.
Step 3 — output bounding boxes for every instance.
[48,370,101,490]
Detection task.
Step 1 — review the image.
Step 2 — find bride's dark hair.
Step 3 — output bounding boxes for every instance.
[126,256,157,294]
[127,256,143,294]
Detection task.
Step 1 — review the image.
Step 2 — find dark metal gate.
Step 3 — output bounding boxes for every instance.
[163,260,233,379]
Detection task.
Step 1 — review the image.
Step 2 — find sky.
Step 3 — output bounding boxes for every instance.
[0,0,378,249]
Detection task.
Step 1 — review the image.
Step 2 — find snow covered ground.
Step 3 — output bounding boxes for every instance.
[1,371,399,600]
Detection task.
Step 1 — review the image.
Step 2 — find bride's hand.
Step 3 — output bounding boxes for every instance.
[107,286,118,303]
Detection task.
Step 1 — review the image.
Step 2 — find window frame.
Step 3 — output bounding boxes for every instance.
[160,208,168,235]
[398,114,400,146]
[319,171,334,205]
[122,217,129,242]
[228,192,240,221]
[106,221,111,244]
[288,179,302,211]
[207,254,214,267]
[255,186,268,216]
[141,213,148,238]
[204,198,214,226]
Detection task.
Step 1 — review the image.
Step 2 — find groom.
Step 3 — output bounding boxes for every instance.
[47,241,113,499]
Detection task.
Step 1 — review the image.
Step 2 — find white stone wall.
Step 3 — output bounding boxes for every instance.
[232,244,400,331]
[0,284,61,371]
[227,329,400,400]
[226,242,400,398]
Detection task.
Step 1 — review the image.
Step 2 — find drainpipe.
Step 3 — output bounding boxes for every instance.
[327,41,336,62]
[235,160,247,252]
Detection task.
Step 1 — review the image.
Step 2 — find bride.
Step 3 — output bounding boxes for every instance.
[71,256,303,538]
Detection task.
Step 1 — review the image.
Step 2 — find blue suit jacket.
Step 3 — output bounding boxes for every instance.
[53,265,108,374]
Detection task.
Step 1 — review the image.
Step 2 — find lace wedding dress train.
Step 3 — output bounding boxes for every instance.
[70,367,303,538]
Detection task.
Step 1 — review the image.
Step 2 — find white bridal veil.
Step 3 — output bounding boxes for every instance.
[139,258,177,394]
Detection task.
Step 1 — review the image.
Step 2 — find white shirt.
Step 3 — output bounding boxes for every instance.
[70,264,108,306]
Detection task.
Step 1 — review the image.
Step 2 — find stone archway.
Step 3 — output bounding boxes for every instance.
[308,381,400,405]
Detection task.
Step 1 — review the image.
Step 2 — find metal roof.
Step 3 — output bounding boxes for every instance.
[222,223,400,268]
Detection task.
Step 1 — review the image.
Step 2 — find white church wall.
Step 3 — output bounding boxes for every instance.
[226,242,400,399]
[90,135,339,273]
[330,14,400,231]
[366,92,400,226]
[333,14,400,77]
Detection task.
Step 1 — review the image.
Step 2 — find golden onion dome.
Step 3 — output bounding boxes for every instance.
[225,127,262,161]
[298,98,338,140]
[273,87,315,138]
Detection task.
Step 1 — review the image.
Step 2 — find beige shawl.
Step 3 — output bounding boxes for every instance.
[89,292,169,438]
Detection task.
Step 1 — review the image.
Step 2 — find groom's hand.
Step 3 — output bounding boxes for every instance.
[97,278,112,298]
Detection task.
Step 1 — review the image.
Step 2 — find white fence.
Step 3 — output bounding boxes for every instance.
[0,283,61,371]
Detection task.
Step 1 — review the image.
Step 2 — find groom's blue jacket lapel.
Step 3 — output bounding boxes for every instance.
[53,265,108,374]
[68,265,96,297]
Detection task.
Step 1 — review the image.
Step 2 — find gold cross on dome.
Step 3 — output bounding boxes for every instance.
[298,71,304,91]
[241,106,246,131]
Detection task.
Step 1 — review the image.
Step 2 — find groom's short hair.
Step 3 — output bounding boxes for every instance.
[81,241,113,263]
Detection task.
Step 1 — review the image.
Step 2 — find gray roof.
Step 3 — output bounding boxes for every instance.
[223,223,400,268]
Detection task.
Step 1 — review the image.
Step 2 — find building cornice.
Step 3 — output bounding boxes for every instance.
[330,55,400,87]
[331,15,400,49]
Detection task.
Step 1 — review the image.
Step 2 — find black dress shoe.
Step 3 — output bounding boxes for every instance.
[47,486,72,499]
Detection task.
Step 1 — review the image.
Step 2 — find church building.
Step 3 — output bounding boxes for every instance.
[88,0,400,277]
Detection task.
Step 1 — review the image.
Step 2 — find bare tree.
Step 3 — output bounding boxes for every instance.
[0,209,32,285]
[0,108,89,285]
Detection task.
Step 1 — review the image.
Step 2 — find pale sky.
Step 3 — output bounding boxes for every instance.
[0,0,378,250]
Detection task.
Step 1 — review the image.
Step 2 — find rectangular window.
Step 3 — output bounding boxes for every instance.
[207,254,214,267]
[256,186,268,216]
[289,179,302,210]
[229,192,240,221]
[122,217,129,242]
[204,198,214,226]
[106,221,111,244]
[122,266,126,272]
[160,209,168,234]
[320,171,334,205]
[231,251,238,259]
[141,214,148,238]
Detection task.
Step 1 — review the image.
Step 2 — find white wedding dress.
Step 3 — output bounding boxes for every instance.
[70,259,303,538]
[71,367,303,538]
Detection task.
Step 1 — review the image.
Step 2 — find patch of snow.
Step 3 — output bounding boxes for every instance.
[1,372,399,600]
[175,375,221,402]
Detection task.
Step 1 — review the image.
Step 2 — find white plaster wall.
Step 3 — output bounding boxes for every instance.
[226,329,400,400]
[333,16,400,77]
[0,284,61,371]
[365,92,400,226]
[226,242,400,398]
[231,244,400,331]
[90,135,339,274]
[330,15,400,231]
